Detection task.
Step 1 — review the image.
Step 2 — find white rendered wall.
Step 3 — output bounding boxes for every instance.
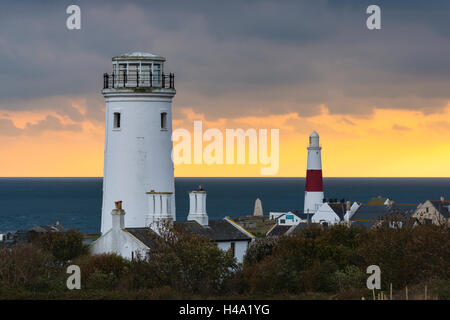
[101,91,175,233]
[90,228,149,260]
[216,241,249,264]
[277,213,301,226]
[311,203,340,225]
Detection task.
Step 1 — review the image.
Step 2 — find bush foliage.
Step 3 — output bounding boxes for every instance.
[0,223,449,299]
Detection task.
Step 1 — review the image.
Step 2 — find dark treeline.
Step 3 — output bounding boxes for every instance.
[0,223,449,299]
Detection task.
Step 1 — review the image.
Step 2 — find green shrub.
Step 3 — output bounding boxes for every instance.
[37,229,89,262]
[0,243,60,291]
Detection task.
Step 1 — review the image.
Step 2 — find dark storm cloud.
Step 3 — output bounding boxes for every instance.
[0,0,450,119]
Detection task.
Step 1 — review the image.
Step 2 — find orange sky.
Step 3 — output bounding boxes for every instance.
[1,101,450,177]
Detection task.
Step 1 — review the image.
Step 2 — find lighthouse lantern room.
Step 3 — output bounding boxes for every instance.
[100,52,176,233]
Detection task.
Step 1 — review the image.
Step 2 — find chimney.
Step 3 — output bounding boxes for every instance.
[440,195,445,202]
[187,187,208,226]
[145,191,174,228]
[346,201,351,212]
[111,200,125,230]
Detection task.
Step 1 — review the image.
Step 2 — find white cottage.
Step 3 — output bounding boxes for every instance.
[312,201,360,225]
[91,190,255,263]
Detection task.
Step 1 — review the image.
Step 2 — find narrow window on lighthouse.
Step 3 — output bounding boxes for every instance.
[113,112,121,129]
[160,112,167,130]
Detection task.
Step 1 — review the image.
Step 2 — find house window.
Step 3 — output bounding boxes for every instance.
[230,242,235,257]
[113,112,121,129]
[160,112,167,130]
[426,207,429,213]
[280,219,285,224]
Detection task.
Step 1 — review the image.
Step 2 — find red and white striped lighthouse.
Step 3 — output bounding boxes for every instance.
[304,131,324,214]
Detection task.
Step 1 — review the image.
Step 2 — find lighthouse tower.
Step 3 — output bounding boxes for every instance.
[304,131,324,215]
[100,52,176,233]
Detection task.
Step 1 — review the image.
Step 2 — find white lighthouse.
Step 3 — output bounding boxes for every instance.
[304,131,324,215]
[100,52,176,233]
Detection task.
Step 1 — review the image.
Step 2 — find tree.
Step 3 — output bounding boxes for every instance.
[38,229,88,262]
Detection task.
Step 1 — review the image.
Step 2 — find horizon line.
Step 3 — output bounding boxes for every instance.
[0,176,449,179]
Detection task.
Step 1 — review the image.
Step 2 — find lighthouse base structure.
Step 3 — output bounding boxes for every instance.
[304,191,324,215]
[101,90,176,233]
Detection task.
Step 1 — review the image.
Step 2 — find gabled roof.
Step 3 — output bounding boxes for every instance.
[351,204,418,228]
[174,220,253,242]
[328,203,347,220]
[267,222,323,237]
[266,225,292,237]
[430,200,450,218]
[124,219,252,248]
[125,228,159,248]
[289,223,314,235]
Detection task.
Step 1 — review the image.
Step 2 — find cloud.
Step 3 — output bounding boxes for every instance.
[0,118,23,136]
[392,124,411,131]
[0,0,450,121]
[0,115,82,136]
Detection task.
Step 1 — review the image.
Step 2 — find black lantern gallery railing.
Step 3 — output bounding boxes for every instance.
[103,72,175,89]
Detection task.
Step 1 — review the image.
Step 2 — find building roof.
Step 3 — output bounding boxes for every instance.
[32,223,65,233]
[125,228,159,248]
[430,200,450,218]
[125,219,253,247]
[266,225,292,237]
[174,220,253,242]
[267,222,323,237]
[112,52,166,61]
[328,202,348,220]
[367,196,389,205]
[350,204,418,228]
[289,223,314,235]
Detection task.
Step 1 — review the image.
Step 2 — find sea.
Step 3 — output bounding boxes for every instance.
[0,177,449,234]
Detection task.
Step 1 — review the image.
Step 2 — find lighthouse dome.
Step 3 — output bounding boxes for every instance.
[310,131,319,138]
[112,52,166,61]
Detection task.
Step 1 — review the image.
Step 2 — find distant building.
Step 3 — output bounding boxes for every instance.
[0,222,65,246]
[275,212,302,226]
[266,225,292,237]
[350,204,418,228]
[413,196,450,226]
[311,201,360,226]
[269,212,287,220]
[367,196,392,206]
[266,222,319,237]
